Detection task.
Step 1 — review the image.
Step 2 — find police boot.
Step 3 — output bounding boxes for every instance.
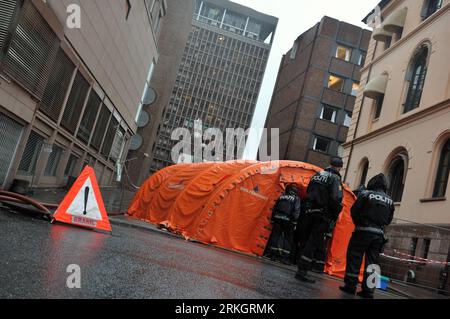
[311,261,325,273]
[339,285,356,295]
[357,290,374,299]
[295,271,316,284]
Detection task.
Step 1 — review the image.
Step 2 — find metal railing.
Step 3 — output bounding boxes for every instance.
[196,15,260,41]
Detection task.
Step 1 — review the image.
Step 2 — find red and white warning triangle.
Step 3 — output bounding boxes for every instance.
[53,166,112,232]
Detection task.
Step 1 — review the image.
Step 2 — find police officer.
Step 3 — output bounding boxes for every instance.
[265,184,301,264]
[353,184,367,197]
[295,157,344,283]
[340,173,394,299]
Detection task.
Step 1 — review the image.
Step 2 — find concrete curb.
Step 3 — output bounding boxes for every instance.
[109,216,180,240]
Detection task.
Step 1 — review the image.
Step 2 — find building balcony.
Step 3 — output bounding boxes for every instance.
[322,88,347,108]
[195,14,261,42]
[329,57,354,79]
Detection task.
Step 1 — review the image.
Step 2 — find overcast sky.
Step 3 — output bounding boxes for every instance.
[231,0,380,159]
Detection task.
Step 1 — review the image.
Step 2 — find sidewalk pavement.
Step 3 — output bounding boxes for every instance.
[388,281,449,299]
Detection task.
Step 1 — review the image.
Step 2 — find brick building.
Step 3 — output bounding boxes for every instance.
[262,16,371,169]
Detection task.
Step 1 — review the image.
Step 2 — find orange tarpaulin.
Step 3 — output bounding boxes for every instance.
[128,160,357,278]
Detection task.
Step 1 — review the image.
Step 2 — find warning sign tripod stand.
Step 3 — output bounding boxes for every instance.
[51,166,112,233]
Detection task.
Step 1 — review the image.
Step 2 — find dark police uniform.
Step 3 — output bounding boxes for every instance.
[265,185,301,264]
[340,173,395,298]
[296,165,343,283]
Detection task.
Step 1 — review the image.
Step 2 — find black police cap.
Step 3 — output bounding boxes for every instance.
[330,157,343,168]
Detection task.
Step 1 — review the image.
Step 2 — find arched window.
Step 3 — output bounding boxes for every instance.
[433,139,450,198]
[387,155,407,202]
[359,159,369,187]
[422,0,443,20]
[404,46,429,113]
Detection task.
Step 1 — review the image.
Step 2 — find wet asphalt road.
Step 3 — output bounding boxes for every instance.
[0,209,400,299]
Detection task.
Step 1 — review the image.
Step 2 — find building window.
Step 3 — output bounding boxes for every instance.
[77,91,102,144]
[422,0,443,20]
[61,72,90,134]
[64,153,79,177]
[91,104,112,151]
[18,131,45,176]
[320,105,337,123]
[337,145,344,158]
[336,45,352,62]
[0,0,19,57]
[404,46,429,113]
[374,94,385,119]
[223,11,247,31]
[83,154,95,168]
[351,82,360,97]
[101,117,119,158]
[39,49,75,123]
[328,75,345,92]
[246,18,262,40]
[344,112,352,127]
[433,139,450,198]
[110,127,126,162]
[44,145,63,176]
[207,8,222,22]
[387,155,407,202]
[2,0,60,99]
[313,136,330,153]
[421,238,431,259]
[358,52,367,66]
[384,37,392,51]
[290,40,299,60]
[359,159,369,187]
[0,113,24,187]
[410,237,418,257]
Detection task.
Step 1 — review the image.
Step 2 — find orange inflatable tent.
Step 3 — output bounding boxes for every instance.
[128,160,357,278]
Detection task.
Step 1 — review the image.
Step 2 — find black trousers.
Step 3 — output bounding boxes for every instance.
[294,214,313,250]
[297,214,330,273]
[344,231,385,294]
[265,220,295,263]
[292,213,313,264]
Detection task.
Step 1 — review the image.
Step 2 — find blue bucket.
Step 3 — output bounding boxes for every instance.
[377,275,389,290]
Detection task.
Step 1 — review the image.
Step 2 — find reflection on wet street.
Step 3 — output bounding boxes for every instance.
[0,210,400,299]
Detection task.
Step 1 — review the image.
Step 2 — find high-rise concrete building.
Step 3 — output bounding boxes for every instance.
[0,0,165,189]
[342,0,450,293]
[127,0,195,185]
[128,0,277,184]
[262,16,371,169]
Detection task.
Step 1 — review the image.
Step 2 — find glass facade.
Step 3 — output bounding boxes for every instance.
[194,0,271,42]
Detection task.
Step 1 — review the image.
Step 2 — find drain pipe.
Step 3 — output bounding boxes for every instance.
[0,190,52,215]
